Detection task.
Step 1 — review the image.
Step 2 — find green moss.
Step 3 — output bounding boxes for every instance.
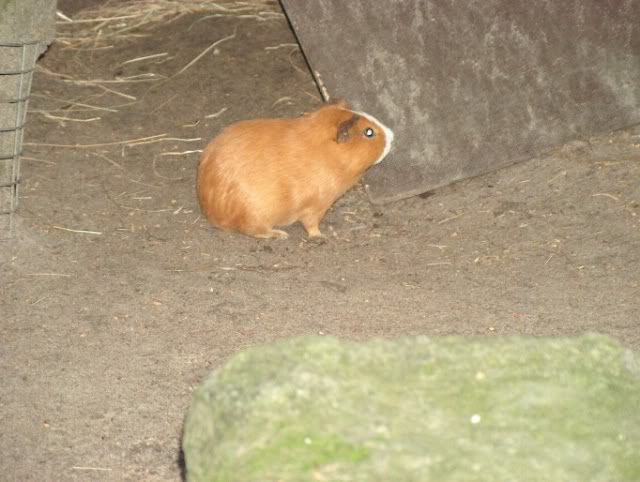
[243,432,370,474]
[183,334,640,482]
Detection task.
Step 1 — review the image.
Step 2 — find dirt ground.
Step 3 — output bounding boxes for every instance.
[1,2,639,481]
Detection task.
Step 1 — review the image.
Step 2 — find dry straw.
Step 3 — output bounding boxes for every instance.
[56,0,283,48]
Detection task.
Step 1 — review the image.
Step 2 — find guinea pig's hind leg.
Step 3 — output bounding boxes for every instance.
[248,227,289,239]
[266,229,289,240]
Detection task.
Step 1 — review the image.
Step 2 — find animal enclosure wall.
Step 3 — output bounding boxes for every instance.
[281,0,640,203]
[0,42,39,238]
[0,0,56,238]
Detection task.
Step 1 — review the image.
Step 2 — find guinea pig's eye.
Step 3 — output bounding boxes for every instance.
[364,127,375,138]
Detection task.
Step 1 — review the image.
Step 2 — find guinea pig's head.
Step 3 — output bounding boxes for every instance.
[320,103,394,173]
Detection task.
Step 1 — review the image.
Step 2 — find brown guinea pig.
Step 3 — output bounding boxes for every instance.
[196,100,394,239]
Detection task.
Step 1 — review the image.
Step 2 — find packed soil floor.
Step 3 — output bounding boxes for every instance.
[2,1,639,480]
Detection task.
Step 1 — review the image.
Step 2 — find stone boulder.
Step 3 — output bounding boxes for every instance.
[183,335,640,481]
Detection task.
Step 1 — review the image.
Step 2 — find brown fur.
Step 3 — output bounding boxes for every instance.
[196,101,391,239]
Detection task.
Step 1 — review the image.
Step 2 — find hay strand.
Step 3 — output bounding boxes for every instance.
[31,93,119,113]
[264,43,298,51]
[119,52,169,66]
[205,107,228,118]
[51,225,103,235]
[95,85,137,100]
[591,193,621,202]
[174,31,236,76]
[159,150,203,156]
[56,10,73,22]
[57,0,282,48]
[42,113,101,123]
[24,134,165,149]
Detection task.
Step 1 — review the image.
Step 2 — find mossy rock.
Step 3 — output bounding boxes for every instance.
[183,335,640,482]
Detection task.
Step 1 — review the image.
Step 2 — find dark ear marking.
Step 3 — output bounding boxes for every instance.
[336,114,361,144]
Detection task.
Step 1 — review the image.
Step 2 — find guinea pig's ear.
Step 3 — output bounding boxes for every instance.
[336,113,361,144]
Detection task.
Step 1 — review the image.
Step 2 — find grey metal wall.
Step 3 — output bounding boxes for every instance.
[281,1,640,203]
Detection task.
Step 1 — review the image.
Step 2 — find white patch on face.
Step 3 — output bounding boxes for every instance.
[352,110,395,164]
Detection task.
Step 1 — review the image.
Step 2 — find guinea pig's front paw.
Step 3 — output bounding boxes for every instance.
[306,236,327,246]
[303,225,324,238]
[303,230,328,246]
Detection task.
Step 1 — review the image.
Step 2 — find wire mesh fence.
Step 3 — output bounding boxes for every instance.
[0,41,38,239]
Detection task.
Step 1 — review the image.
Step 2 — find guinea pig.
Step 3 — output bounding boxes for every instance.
[196,100,394,239]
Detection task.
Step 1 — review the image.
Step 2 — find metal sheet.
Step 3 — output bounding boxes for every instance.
[281,0,640,203]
